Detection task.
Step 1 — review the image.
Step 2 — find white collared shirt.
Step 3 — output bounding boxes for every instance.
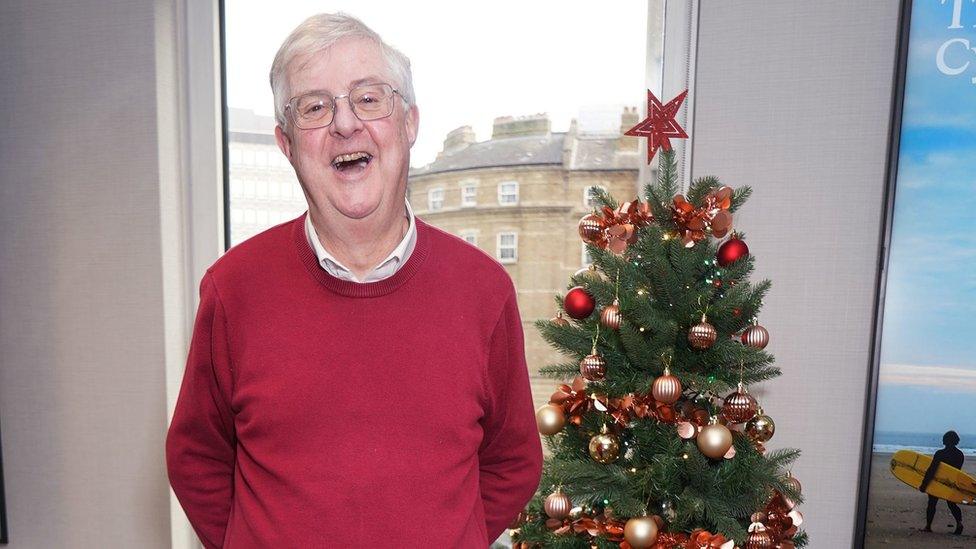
[304,200,417,283]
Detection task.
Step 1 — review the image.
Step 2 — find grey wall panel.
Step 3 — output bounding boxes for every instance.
[0,0,172,546]
[690,2,900,547]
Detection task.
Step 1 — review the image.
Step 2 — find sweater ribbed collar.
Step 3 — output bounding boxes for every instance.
[293,211,431,298]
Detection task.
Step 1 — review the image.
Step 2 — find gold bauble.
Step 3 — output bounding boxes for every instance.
[623,515,659,548]
[745,408,776,443]
[651,367,682,404]
[536,404,566,436]
[688,315,718,350]
[745,527,774,549]
[574,264,606,282]
[544,489,572,519]
[550,312,570,327]
[600,299,622,330]
[579,352,607,381]
[588,424,620,463]
[697,420,733,459]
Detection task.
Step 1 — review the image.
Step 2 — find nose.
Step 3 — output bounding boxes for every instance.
[328,96,363,138]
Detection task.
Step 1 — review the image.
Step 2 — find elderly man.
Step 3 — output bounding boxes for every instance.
[165,12,543,548]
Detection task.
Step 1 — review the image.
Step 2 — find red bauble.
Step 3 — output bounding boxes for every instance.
[564,286,595,319]
[717,237,749,267]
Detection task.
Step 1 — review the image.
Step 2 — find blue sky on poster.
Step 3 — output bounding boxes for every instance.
[224,0,647,168]
[875,0,976,437]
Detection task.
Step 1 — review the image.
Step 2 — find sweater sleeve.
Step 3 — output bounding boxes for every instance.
[479,290,544,542]
[165,270,237,549]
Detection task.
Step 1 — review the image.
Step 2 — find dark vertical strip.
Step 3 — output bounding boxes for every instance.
[219,0,231,251]
[852,0,913,546]
[0,415,7,543]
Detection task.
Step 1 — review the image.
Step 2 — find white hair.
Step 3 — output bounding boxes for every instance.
[269,13,415,128]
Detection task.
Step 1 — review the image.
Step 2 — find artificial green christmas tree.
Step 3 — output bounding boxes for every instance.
[510,150,807,549]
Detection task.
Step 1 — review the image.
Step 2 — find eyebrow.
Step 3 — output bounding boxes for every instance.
[292,76,387,100]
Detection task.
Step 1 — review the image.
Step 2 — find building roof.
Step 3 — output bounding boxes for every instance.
[411,133,566,176]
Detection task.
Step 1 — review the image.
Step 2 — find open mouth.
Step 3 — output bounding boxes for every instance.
[331,151,373,173]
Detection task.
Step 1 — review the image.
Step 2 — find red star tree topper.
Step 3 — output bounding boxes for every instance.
[625,89,689,164]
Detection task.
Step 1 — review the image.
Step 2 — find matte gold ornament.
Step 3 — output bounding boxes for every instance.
[741,323,770,349]
[536,404,566,436]
[588,424,620,463]
[623,515,659,548]
[550,312,570,327]
[745,407,776,443]
[578,213,607,247]
[574,264,605,282]
[580,349,607,381]
[697,418,733,459]
[544,488,572,519]
[600,299,622,330]
[722,382,758,423]
[688,314,718,350]
[652,367,682,404]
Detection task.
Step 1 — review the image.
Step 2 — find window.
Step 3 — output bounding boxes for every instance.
[460,230,478,246]
[584,185,608,208]
[230,178,244,198]
[582,243,594,266]
[497,232,518,263]
[428,188,444,211]
[460,181,477,207]
[243,179,256,198]
[256,180,268,198]
[498,181,518,205]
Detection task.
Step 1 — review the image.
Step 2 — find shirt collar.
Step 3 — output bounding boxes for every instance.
[304,200,417,284]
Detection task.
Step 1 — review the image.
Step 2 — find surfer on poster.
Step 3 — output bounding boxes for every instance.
[920,431,965,535]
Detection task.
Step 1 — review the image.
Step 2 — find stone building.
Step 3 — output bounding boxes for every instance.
[408,109,643,411]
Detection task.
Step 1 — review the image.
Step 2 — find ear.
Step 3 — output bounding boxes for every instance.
[404,104,419,147]
[274,124,293,160]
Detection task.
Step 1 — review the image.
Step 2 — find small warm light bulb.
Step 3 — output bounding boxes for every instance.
[682,453,689,459]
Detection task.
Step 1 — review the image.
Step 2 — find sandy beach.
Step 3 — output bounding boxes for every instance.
[863,452,974,548]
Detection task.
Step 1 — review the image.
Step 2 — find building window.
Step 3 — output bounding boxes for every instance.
[497,232,518,263]
[584,185,608,208]
[460,230,478,246]
[582,243,595,266]
[460,181,477,207]
[498,181,519,205]
[428,188,444,211]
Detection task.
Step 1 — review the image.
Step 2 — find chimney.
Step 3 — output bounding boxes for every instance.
[491,113,551,139]
[441,125,476,155]
[618,106,639,152]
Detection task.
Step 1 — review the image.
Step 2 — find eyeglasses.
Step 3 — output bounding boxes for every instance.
[285,83,402,130]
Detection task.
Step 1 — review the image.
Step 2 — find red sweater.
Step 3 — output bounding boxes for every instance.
[166,213,543,548]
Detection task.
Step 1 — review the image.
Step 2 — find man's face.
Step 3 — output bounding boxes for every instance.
[275,37,418,223]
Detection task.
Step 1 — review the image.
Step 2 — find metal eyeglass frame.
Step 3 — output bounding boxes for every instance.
[285,83,403,130]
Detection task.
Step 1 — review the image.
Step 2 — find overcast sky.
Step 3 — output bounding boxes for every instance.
[225,0,649,167]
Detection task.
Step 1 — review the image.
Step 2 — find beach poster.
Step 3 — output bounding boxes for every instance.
[862,0,976,547]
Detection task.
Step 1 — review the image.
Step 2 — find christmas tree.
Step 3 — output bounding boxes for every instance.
[510,145,807,549]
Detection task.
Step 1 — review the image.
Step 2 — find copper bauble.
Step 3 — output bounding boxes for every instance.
[564,286,595,319]
[578,213,607,247]
[536,404,565,436]
[544,489,572,519]
[623,515,659,548]
[745,527,774,549]
[746,408,776,442]
[652,367,682,404]
[741,323,770,349]
[580,352,606,381]
[722,382,758,423]
[600,299,622,330]
[783,475,802,510]
[697,420,733,459]
[550,312,570,327]
[588,424,620,463]
[688,315,718,350]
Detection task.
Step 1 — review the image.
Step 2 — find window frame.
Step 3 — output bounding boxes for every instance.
[427,187,445,211]
[497,231,518,264]
[497,180,519,205]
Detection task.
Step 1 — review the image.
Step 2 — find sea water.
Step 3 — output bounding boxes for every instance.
[874,431,976,457]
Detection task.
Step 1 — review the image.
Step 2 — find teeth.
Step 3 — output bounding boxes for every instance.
[332,152,372,166]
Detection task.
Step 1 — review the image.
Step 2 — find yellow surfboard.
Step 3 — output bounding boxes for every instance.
[890,449,976,505]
